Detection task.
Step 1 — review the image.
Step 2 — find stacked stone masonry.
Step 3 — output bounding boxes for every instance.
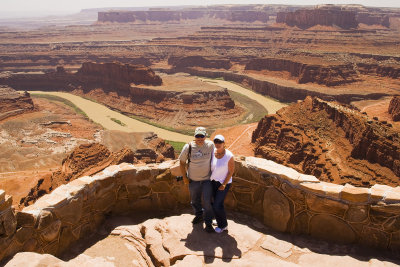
[0,157,400,263]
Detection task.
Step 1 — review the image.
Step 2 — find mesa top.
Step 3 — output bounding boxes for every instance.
[179,140,214,181]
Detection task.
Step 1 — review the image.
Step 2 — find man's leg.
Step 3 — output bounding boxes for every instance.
[189,181,203,222]
[213,182,231,229]
[202,180,214,226]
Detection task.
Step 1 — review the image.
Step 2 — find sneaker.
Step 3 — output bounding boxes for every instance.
[192,215,203,224]
[212,219,218,226]
[214,226,228,233]
[205,224,215,233]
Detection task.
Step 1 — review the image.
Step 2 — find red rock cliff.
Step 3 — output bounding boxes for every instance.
[277,8,358,29]
[252,97,400,187]
[389,96,400,121]
[77,62,162,88]
[245,58,358,86]
[0,86,34,120]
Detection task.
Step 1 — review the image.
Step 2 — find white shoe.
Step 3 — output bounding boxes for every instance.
[215,226,228,233]
[212,219,218,226]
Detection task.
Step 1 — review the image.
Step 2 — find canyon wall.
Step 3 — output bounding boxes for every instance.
[0,86,34,121]
[1,62,163,93]
[245,58,358,86]
[76,62,163,88]
[389,96,400,121]
[252,97,400,187]
[276,8,358,29]
[173,68,388,103]
[98,10,269,23]
[1,157,400,263]
[168,56,232,70]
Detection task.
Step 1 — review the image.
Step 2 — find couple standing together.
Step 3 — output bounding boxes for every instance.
[179,127,235,233]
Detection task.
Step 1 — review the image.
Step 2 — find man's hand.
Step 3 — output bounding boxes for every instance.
[183,176,189,185]
[218,184,226,191]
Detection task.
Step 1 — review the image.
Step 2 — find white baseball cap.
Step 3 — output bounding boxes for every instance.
[213,134,225,142]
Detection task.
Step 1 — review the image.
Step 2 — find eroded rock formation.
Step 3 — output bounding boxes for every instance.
[0,86,34,120]
[277,7,358,29]
[252,97,400,187]
[245,58,358,86]
[77,62,162,88]
[389,96,400,121]
[98,9,270,23]
[168,56,232,70]
[19,139,174,207]
[2,157,400,263]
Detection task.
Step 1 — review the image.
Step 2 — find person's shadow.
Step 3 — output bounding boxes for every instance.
[181,223,242,264]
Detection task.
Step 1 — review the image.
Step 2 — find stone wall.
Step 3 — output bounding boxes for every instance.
[1,157,400,263]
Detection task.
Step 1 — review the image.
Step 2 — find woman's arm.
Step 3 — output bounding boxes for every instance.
[219,157,235,190]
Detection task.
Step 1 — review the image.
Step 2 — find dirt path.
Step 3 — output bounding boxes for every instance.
[27,91,193,143]
[200,78,287,114]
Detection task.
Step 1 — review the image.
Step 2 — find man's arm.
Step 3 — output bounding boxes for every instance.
[180,160,189,185]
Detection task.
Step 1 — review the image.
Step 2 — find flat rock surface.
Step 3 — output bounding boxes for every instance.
[6,212,400,266]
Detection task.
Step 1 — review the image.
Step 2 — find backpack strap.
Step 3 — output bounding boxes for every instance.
[187,143,192,166]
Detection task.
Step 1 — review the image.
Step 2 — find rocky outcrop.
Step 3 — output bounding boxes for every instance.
[98,9,269,23]
[356,12,390,27]
[168,56,232,70]
[277,8,358,29]
[252,97,400,187]
[0,86,34,121]
[1,157,400,263]
[76,62,162,88]
[19,140,174,207]
[388,96,400,121]
[357,63,400,79]
[245,58,358,86]
[1,62,163,93]
[175,68,388,104]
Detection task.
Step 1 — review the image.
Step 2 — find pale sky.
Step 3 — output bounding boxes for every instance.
[1,0,399,18]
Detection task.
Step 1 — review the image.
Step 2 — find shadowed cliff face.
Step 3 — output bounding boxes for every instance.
[252,96,400,187]
[389,96,400,121]
[277,8,358,29]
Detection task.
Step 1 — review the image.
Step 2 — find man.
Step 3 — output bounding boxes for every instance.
[179,126,215,233]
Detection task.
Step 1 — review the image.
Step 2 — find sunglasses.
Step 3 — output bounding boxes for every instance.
[214,140,224,144]
[195,134,205,138]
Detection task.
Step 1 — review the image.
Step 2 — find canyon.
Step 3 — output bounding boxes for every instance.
[1,63,244,131]
[252,97,400,187]
[0,3,399,265]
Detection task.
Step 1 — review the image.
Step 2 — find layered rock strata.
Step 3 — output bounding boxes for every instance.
[168,56,232,70]
[245,58,358,86]
[389,96,400,121]
[98,9,270,23]
[1,156,400,263]
[19,141,174,207]
[176,68,389,103]
[277,8,358,29]
[0,86,34,121]
[252,97,400,187]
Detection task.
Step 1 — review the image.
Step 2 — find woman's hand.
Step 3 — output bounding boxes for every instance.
[218,184,226,191]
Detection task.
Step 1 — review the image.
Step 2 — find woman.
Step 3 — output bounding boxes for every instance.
[210,134,235,233]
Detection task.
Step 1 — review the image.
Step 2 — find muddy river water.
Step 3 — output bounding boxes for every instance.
[27,79,286,142]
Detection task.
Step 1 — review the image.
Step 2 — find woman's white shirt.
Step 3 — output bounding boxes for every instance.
[210,149,233,184]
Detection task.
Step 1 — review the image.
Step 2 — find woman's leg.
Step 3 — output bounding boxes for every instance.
[212,182,231,229]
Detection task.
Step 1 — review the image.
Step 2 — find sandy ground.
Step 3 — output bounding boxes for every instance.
[200,78,288,114]
[211,123,258,157]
